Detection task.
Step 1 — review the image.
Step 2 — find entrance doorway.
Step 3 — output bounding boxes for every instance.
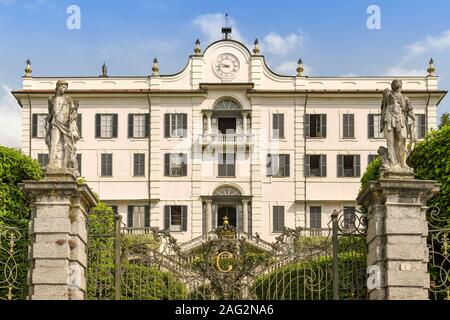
[217,205,237,227]
[218,118,236,134]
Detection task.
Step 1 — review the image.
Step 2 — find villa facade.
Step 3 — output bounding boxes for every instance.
[13,33,446,242]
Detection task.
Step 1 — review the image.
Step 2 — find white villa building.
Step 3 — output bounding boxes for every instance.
[13,30,446,242]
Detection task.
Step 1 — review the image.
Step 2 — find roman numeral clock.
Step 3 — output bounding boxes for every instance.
[214,53,240,80]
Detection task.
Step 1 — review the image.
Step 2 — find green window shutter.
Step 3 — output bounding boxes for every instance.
[127,206,133,228]
[144,206,150,228]
[112,114,118,138]
[164,114,170,138]
[95,114,101,138]
[182,114,188,137]
[368,114,374,138]
[145,113,150,138]
[32,114,38,138]
[76,114,82,138]
[164,206,170,230]
[320,154,327,177]
[321,114,327,138]
[304,114,310,138]
[279,206,285,231]
[337,155,344,177]
[128,114,133,138]
[284,155,290,177]
[266,154,272,176]
[279,114,285,139]
[164,154,170,176]
[273,206,278,233]
[181,206,188,232]
[182,154,188,176]
[354,155,361,177]
[304,154,311,177]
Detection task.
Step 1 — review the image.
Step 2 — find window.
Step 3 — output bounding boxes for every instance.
[416,114,426,139]
[101,153,113,177]
[310,206,322,229]
[127,206,150,228]
[32,114,47,138]
[337,155,361,177]
[343,114,355,138]
[133,153,145,177]
[164,205,187,232]
[37,153,49,167]
[368,154,378,164]
[218,152,235,177]
[164,113,187,138]
[272,206,285,233]
[343,207,356,230]
[267,154,290,177]
[305,114,327,138]
[110,206,118,214]
[96,114,118,138]
[368,114,384,139]
[77,154,82,176]
[164,153,187,177]
[305,155,327,177]
[128,114,149,138]
[272,114,285,139]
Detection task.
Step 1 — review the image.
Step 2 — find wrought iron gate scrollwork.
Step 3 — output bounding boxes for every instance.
[427,206,450,300]
[87,210,368,300]
[0,217,29,300]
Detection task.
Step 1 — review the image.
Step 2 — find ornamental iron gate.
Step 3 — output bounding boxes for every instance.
[427,206,450,300]
[87,208,368,300]
[0,216,29,300]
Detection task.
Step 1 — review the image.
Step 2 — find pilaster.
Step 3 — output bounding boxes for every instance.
[21,174,97,300]
[357,178,439,300]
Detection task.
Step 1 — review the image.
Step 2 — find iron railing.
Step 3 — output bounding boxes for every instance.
[0,217,29,300]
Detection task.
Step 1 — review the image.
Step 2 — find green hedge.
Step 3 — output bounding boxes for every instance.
[87,206,186,300]
[251,252,366,300]
[0,146,42,300]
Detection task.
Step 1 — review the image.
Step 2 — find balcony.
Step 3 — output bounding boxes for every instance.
[199,133,255,147]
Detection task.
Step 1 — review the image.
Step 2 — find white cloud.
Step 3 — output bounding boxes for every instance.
[385,67,425,76]
[386,29,450,75]
[274,60,312,76]
[403,30,450,63]
[0,84,21,148]
[192,13,246,44]
[262,32,304,56]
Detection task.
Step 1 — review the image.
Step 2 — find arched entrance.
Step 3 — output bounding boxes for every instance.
[202,186,251,234]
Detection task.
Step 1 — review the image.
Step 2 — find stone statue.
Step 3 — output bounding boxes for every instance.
[378,79,417,177]
[45,80,80,177]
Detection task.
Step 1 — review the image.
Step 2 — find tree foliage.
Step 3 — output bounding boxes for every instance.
[407,126,450,215]
[87,203,186,300]
[0,146,43,300]
[439,112,450,129]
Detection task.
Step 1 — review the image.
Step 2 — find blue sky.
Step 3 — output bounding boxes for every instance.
[1,0,450,147]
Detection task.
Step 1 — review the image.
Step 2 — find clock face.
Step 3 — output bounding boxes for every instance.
[214,54,240,79]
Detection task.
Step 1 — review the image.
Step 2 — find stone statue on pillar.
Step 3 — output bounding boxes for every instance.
[378,79,417,178]
[45,80,80,178]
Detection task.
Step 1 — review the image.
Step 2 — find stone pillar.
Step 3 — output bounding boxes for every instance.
[242,200,249,233]
[206,112,212,134]
[21,174,97,300]
[357,178,439,300]
[242,112,248,135]
[205,200,213,233]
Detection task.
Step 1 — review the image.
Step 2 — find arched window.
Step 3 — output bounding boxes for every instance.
[213,186,242,197]
[214,100,241,111]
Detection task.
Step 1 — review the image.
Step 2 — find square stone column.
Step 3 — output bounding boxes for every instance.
[357,178,439,300]
[21,174,97,300]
